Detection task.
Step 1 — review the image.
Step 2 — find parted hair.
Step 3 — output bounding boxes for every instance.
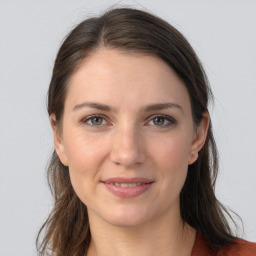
[37,7,238,256]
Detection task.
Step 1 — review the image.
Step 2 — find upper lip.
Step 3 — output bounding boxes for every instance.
[102,177,154,184]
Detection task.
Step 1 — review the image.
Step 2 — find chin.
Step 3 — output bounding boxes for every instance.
[102,205,152,227]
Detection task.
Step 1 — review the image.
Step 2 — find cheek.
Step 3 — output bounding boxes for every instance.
[63,131,109,198]
[150,134,191,189]
[153,134,191,167]
[64,130,108,170]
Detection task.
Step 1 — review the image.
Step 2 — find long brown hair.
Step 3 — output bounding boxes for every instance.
[37,7,239,256]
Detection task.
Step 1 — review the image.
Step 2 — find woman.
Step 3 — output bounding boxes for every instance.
[37,7,256,256]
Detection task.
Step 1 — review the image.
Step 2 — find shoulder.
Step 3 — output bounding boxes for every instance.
[192,232,256,256]
[218,238,256,256]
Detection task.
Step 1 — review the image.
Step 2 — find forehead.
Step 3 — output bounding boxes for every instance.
[65,48,191,113]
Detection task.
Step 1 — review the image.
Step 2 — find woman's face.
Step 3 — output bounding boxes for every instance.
[52,48,208,227]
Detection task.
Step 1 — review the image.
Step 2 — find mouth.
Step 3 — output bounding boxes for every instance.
[107,182,149,187]
[101,177,154,198]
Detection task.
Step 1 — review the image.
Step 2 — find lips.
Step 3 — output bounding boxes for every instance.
[101,177,154,198]
[110,182,145,187]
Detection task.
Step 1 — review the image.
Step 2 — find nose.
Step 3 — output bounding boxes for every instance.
[110,125,146,168]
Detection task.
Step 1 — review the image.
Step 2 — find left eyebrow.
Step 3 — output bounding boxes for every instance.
[142,103,183,113]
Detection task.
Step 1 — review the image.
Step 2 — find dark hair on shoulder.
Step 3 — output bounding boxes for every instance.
[37,7,239,256]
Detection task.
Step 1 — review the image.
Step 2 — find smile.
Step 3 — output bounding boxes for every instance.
[108,182,146,187]
[101,177,154,198]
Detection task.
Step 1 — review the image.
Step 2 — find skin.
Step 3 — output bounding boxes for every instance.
[51,48,209,256]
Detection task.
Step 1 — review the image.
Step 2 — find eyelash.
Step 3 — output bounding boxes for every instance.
[82,114,108,128]
[82,114,176,128]
[147,114,176,127]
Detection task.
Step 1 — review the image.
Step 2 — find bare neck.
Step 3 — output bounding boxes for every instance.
[86,212,196,256]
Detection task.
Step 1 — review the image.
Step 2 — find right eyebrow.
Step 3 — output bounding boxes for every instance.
[72,102,117,112]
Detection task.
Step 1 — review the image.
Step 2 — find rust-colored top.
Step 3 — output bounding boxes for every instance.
[191,232,256,256]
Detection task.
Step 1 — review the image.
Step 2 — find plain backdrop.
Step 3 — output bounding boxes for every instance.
[0,0,255,255]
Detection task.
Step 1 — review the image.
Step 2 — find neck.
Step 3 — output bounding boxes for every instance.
[86,211,196,256]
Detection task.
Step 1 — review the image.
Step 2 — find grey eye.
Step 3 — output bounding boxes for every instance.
[83,115,107,127]
[153,117,165,126]
[148,115,176,128]
[91,116,104,125]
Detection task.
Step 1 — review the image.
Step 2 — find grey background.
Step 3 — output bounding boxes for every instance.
[0,0,255,255]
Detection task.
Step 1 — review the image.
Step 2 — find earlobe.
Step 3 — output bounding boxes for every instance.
[50,114,69,166]
[188,112,209,165]
[188,152,199,165]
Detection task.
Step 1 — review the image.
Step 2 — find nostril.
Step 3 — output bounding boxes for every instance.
[110,148,146,168]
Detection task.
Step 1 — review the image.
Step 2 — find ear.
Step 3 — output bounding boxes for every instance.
[188,112,210,165]
[50,114,69,166]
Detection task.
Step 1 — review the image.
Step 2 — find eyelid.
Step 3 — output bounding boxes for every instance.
[82,114,109,127]
[146,114,177,127]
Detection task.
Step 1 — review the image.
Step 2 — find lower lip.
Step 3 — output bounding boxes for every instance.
[102,182,153,198]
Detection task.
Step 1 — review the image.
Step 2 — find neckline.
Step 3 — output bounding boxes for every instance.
[191,232,210,255]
